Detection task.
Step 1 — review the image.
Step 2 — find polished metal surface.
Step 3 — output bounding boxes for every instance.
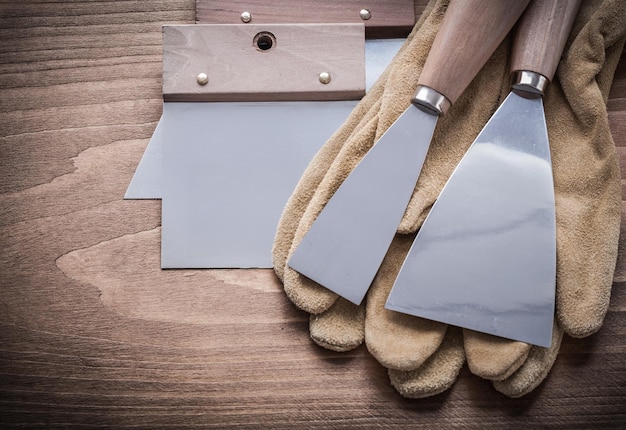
[385,91,556,347]
[288,105,438,305]
[411,85,451,116]
[511,70,549,95]
[124,115,164,199]
[161,101,357,268]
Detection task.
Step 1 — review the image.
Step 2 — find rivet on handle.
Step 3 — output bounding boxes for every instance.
[319,72,331,84]
[240,11,252,23]
[197,73,208,86]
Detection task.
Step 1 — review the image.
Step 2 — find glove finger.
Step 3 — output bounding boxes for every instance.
[550,0,625,337]
[463,329,531,381]
[493,322,564,398]
[365,233,447,371]
[388,327,465,399]
[309,298,365,352]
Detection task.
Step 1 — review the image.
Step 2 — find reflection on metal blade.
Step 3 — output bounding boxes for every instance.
[386,92,556,347]
[288,105,438,305]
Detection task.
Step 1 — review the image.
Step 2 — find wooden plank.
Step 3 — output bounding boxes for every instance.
[162,23,365,101]
[0,0,625,428]
[195,0,416,38]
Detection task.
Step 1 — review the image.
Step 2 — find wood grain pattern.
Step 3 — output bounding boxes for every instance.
[162,24,365,101]
[0,1,625,428]
[510,0,581,82]
[195,0,416,38]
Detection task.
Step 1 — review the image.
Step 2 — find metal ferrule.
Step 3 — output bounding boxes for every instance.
[411,85,450,116]
[511,70,549,96]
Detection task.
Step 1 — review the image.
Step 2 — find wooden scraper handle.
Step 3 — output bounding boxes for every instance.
[414,0,530,115]
[510,0,582,95]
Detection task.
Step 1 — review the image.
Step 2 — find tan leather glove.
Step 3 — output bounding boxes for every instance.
[481,0,625,397]
[273,0,625,398]
[389,0,625,398]
[274,0,498,397]
[274,0,517,397]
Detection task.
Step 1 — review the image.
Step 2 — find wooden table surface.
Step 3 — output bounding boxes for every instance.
[1,1,624,428]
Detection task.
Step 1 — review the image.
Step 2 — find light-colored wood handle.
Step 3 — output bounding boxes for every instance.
[162,24,365,102]
[510,0,581,82]
[417,0,530,106]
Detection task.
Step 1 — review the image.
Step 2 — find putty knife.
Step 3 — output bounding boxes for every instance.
[385,0,581,348]
[288,0,531,305]
[131,27,407,268]
[159,23,364,268]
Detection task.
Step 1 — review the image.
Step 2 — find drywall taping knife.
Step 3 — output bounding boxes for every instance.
[288,0,530,305]
[386,0,581,348]
[124,1,412,268]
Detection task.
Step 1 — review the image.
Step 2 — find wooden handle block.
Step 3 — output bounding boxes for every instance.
[418,0,530,105]
[195,0,416,38]
[510,0,582,82]
[162,24,365,102]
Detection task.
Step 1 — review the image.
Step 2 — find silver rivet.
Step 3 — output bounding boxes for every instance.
[241,11,252,23]
[197,72,208,86]
[359,9,371,20]
[319,72,331,84]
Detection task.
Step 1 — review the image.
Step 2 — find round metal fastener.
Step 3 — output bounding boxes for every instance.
[319,72,331,84]
[197,72,209,86]
[359,9,372,20]
[240,11,252,23]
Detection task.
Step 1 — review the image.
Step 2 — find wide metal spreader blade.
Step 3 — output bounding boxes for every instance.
[288,105,438,305]
[385,91,556,348]
[161,100,357,268]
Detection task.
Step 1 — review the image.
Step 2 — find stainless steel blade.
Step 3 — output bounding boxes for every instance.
[288,105,438,305]
[124,115,164,199]
[385,91,555,347]
[160,100,357,268]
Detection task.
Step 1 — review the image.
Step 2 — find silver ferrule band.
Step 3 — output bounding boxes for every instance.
[411,85,450,116]
[511,70,549,96]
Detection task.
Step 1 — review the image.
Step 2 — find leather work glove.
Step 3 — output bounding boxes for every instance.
[474,0,626,397]
[272,0,625,398]
[274,0,491,397]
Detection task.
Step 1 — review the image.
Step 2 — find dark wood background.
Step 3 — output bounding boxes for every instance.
[1,1,624,428]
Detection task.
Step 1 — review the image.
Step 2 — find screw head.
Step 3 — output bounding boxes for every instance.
[359,9,371,20]
[318,72,331,84]
[240,11,252,23]
[197,72,209,86]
